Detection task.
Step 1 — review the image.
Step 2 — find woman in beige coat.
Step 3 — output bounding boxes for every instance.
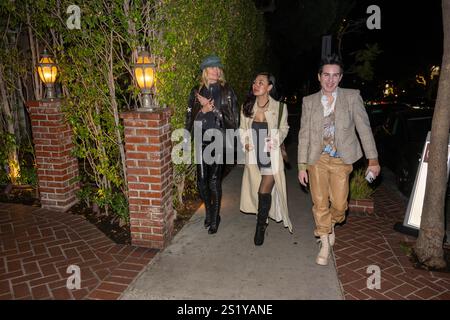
[239,72,293,246]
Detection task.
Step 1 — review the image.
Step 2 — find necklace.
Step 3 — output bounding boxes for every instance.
[257,99,269,109]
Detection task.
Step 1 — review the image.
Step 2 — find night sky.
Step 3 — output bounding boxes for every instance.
[263,0,443,98]
[348,0,443,80]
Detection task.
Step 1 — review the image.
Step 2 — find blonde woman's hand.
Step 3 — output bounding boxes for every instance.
[196,93,214,112]
[245,144,254,152]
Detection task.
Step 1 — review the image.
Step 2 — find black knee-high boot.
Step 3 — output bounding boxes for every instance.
[204,202,212,229]
[208,164,222,234]
[254,193,272,246]
[208,195,221,234]
[197,164,211,229]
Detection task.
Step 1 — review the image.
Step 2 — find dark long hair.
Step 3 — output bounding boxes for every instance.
[242,72,279,118]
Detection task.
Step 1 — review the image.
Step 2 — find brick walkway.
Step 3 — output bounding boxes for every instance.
[0,203,157,300]
[334,185,450,300]
[2,185,450,300]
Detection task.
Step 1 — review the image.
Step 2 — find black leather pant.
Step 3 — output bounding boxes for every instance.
[197,161,222,227]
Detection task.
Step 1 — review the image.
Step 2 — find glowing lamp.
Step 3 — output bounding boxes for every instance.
[133,48,156,110]
[37,50,58,99]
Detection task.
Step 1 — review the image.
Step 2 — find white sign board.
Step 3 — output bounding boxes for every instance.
[403,131,450,229]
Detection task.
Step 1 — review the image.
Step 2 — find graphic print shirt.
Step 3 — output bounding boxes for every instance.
[321,91,339,158]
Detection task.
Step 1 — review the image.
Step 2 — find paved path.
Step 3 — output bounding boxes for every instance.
[122,163,343,300]
[1,166,449,300]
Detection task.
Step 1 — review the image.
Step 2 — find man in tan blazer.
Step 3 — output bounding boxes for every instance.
[298,55,381,266]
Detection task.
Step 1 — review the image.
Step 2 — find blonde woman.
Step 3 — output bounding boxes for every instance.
[185,55,239,234]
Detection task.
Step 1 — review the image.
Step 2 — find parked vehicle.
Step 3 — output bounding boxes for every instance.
[366,103,410,131]
[373,107,434,196]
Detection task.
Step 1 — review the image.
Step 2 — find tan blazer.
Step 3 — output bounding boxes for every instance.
[297,87,378,165]
[239,96,293,232]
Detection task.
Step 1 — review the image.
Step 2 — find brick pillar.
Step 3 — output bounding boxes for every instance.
[26,100,79,211]
[121,108,174,249]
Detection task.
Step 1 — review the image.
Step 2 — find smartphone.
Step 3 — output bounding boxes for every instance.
[365,171,375,183]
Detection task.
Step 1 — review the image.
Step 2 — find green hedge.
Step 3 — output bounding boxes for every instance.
[157,0,265,207]
[1,0,265,219]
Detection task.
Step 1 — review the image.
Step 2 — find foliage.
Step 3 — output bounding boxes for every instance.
[0,132,17,183]
[16,164,37,186]
[154,0,265,206]
[76,184,95,208]
[0,0,265,220]
[22,0,136,220]
[93,187,129,223]
[399,241,413,257]
[0,132,35,186]
[0,3,32,186]
[349,168,375,200]
[348,43,383,81]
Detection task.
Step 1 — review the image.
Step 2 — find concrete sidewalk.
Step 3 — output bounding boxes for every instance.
[121,164,343,300]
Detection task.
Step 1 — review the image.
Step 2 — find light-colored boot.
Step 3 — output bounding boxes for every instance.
[329,223,335,246]
[316,235,330,266]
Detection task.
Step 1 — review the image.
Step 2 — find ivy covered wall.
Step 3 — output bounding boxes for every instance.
[0,0,265,222]
[157,0,265,206]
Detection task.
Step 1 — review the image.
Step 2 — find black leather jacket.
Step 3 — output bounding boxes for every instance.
[185,83,239,135]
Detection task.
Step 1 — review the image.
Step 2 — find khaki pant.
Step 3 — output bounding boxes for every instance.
[308,154,353,237]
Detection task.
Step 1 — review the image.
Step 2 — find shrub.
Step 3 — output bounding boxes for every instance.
[349,168,375,200]
[0,0,265,221]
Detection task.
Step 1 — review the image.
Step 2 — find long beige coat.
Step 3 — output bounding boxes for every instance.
[239,96,293,233]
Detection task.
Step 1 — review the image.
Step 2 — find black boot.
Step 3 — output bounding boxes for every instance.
[254,193,271,246]
[208,214,221,234]
[197,164,212,229]
[204,204,212,229]
[208,168,222,234]
[208,197,221,234]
